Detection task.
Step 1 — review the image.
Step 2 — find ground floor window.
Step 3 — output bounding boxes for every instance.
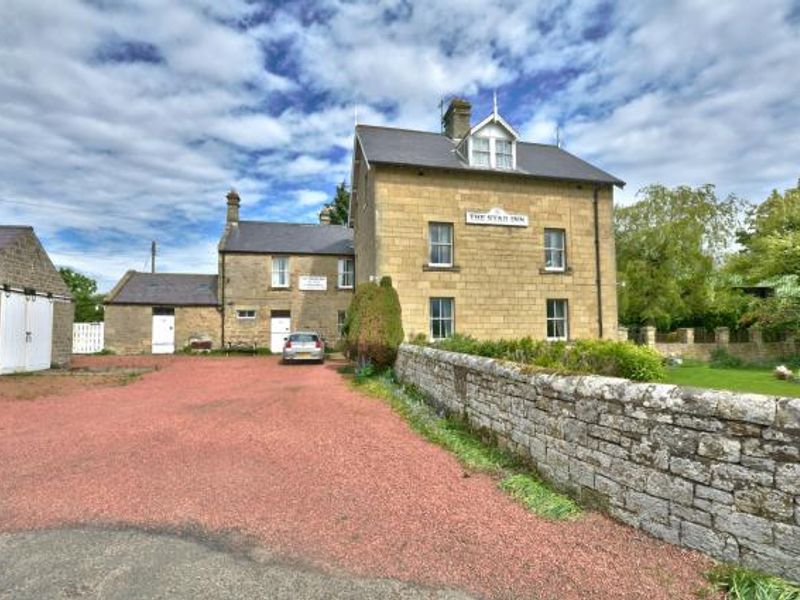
[337,310,347,335]
[546,299,568,340]
[430,297,454,340]
[236,309,256,320]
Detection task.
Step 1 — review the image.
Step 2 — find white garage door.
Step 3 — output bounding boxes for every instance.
[0,291,54,374]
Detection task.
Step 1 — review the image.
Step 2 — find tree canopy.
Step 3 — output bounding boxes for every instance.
[59,267,104,322]
[615,184,745,329]
[322,181,350,225]
[727,184,800,333]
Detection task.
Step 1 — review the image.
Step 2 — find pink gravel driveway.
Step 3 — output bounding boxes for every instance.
[0,356,714,599]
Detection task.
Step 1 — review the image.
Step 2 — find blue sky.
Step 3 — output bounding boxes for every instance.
[1,0,799,290]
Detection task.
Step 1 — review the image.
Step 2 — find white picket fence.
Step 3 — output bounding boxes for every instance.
[72,322,105,354]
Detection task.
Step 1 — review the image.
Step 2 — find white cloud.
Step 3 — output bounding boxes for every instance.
[0,0,798,291]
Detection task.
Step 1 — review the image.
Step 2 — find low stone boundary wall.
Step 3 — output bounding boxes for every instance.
[395,344,800,582]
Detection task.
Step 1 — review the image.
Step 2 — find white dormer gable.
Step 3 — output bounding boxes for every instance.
[457,100,520,170]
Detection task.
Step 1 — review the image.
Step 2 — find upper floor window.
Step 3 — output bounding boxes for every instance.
[272,256,289,288]
[338,258,354,288]
[472,137,490,167]
[544,229,566,271]
[496,139,513,168]
[429,223,453,266]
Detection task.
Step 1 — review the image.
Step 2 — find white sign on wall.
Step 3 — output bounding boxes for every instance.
[465,207,529,227]
[299,275,328,291]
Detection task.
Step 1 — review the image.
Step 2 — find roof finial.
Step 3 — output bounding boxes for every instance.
[354,100,359,126]
[492,90,498,118]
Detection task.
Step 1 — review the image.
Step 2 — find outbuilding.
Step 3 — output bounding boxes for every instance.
[0,226,73,373]
[104,271,220,354]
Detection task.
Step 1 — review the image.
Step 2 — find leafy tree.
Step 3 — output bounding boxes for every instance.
[344,276,404,368]
[616,184,745,329]
[322,181,350,225]
[729,184,800,333]
[59,267,104,322]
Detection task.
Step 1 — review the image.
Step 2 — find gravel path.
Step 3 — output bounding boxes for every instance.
[0,356,714,599]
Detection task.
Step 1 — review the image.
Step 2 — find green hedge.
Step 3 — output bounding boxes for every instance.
[423,334,665,382]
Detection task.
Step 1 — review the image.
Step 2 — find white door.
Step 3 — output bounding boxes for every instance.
[0,292,27,374]
[152,311,175,354]
[25,296,53,371]
[270,316,291,353]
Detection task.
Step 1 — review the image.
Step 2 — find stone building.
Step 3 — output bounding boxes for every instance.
[0,225,73,372]
[350,97,624,341]
[104,191,354,354]
[218,191,354,352]
[104,272,220,354]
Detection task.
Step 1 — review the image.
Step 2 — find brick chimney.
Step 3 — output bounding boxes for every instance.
[319,206,333,225]
[442,98,472,140]
[226,189,240,224]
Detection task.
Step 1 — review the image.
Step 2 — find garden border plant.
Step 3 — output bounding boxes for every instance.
[415,334,666,382]
[345,366,581,520]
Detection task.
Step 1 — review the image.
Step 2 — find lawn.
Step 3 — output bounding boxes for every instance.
[664,363,800,397]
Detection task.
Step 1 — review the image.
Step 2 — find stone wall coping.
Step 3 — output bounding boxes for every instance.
[399,343,795,430]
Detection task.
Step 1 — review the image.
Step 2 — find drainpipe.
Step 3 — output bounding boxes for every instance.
[220,252,226,348]
[593,187,604,339]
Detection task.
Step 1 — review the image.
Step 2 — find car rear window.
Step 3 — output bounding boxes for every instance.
[289,333,318,343]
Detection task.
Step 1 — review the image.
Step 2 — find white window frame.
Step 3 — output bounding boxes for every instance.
[544,228,566,271]
[430,297,454,340]
[236,309,256,320]
[271,256,289,288]
[495,139,513,169]
[471,137,490,167]
[546,299,569,341]
[337,258,354,289]
[428,222,454,267]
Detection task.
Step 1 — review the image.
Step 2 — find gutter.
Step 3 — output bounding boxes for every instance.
[593,187,604,339]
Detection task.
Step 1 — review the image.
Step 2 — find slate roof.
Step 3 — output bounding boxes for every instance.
[219,221,354,255]
[0,225,31,251]
[107,272,218,306]
[356,124,625,187]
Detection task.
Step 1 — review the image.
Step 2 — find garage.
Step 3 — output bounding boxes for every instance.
[0,226,73,374]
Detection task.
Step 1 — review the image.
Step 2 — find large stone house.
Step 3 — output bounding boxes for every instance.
[350,98,624,341]
[0,226,73,372]
[105,96,622,353]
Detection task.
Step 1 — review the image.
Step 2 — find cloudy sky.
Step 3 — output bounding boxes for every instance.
[1,0,799,289]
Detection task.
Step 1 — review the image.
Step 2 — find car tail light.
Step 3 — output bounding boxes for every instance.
[315,339,321,348]
[285,340,292,349]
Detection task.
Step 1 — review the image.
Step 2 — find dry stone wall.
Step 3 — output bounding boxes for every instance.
[395,344,800,582]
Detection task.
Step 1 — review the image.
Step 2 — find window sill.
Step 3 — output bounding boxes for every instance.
[423,264,461,272]
[539,267,572,275]
[337,286,354,290]
[270,286,291,291]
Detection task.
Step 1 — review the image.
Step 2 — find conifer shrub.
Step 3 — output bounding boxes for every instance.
[345,277,404,368]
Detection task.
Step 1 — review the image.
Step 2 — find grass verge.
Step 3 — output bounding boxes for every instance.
[704,565,800,600]
[348,368,581,520]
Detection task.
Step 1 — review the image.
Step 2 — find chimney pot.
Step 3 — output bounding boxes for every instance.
[442,97,472,140]
[226,189,240,224]
[319,206,333,225]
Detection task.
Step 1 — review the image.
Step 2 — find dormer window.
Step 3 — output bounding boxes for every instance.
[469,137,515,169]
[472,137,490,167]
[496,139,513,169]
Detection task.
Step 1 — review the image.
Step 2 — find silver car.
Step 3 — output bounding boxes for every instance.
[281,331,325,363]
